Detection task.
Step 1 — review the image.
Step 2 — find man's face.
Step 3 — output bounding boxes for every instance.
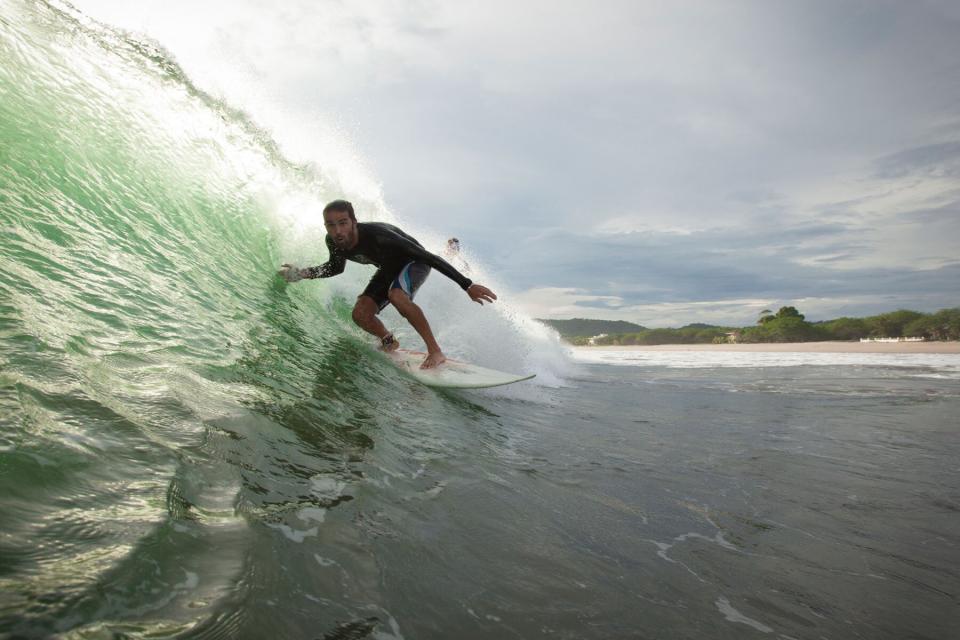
[324,210,358,249]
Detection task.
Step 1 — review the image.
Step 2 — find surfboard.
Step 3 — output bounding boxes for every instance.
[385,349,536,389]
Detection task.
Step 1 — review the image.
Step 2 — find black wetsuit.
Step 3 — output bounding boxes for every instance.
[304,222,472,308]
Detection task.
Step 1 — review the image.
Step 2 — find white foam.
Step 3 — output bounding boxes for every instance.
[310,476,347,500]
[298,507,327,523]
[572,347,960,373]
[268,523,318,543]
[314,554,337,567]
[174,570,200,590]
[715,596,773,633]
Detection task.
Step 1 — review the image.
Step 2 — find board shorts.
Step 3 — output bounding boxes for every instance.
[361,261,431,311]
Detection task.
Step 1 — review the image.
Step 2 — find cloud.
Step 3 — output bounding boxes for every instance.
[873,142,960,179]
[507,287,627,320]
[504,222,960,325]
[72,0,960,323]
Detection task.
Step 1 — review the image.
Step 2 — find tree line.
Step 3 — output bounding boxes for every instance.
[555,306,960,346]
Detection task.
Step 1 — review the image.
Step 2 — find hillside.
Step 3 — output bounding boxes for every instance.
[538,318,646,338]
[549,306,959,345]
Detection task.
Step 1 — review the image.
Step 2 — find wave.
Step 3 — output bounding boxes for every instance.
[0,1,568,635]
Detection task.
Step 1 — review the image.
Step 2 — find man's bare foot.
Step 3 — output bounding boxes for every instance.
[420,351,446,369]
[379,333,399,353]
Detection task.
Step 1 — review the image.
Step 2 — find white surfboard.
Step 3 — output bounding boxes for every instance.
[385,349,536,389]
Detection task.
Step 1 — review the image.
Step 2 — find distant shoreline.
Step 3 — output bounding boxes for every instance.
[572,341,960,354]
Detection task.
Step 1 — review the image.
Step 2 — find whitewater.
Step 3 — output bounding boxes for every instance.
[2,2,958,638]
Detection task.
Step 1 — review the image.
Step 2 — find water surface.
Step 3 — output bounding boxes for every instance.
[2,3,958,638]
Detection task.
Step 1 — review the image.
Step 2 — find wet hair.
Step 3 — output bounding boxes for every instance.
[323,199,355,221]
[448,237,459,245]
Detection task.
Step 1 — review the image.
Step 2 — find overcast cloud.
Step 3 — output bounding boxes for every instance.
[76,0,960,326]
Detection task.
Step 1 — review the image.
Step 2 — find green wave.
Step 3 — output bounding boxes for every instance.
[0,1,402,633]
[0,0,357,412]
[0,2,566,635]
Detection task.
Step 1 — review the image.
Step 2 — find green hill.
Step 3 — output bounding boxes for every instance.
[551,306,959,346]
[538,318,646,338]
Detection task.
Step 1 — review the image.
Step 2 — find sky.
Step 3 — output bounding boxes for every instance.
[74,0,960,327]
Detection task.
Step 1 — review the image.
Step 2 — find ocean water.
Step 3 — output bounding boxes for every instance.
[2,2,959,638]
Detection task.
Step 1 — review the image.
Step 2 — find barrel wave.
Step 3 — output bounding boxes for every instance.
[9,3,956,640]
[0,2,566,637]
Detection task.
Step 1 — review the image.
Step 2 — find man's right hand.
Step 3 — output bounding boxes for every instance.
[278,264,305,282]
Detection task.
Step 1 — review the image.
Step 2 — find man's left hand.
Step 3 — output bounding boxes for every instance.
[467,283,497,305]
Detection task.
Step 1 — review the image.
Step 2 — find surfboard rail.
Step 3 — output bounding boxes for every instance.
[385,349,536,389]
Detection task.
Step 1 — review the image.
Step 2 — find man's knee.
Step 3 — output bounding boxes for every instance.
[388,288,412,312]
[352,298,377,325]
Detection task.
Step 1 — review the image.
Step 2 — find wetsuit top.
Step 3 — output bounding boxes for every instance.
[304,222,473,290]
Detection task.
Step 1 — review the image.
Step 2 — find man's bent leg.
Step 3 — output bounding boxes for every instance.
[387,289,446,369]
[352,296,395,349]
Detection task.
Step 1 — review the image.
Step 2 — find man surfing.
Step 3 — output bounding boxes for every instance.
[278,199,497,369]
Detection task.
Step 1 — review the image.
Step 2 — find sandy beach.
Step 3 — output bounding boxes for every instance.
[579,341,960,354]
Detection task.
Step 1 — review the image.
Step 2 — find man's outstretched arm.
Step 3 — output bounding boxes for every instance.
[278,238,346,281]
[279,258,345,281]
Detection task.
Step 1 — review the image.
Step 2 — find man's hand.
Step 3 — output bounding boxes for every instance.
[467,283,497,305]
[278,264,305,282]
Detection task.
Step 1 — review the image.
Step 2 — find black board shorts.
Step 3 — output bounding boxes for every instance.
[361,261,431,311]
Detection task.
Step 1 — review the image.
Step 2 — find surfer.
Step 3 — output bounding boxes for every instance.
[443,237,470,273]
[278,200,497,369]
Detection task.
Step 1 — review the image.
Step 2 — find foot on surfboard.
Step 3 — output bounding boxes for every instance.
[385,349,536,388]
[379,332,399,353]
[420,351,447,369]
